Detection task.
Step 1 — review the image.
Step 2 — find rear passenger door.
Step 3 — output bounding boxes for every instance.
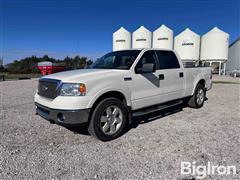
[155,50,185,102]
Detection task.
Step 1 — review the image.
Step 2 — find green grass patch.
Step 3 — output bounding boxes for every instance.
[0,73,42,80]
[213,81,240,84]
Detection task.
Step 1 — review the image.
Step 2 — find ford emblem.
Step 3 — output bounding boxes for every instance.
[42,85,48,91]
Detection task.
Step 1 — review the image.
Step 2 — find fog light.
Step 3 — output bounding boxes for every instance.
[57,113,65,122]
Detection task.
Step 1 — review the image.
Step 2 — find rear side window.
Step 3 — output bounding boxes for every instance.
[156,50,180,69]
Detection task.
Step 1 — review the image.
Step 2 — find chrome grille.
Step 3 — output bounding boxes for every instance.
[38,78,61,99]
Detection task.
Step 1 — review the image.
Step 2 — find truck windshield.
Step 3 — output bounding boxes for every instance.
[89,50,141,70]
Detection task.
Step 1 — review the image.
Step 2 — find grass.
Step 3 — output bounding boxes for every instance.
[213,81,240,84]
[0,73,42,80]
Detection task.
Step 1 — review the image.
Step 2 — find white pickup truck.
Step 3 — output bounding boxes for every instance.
[35,48,212,141]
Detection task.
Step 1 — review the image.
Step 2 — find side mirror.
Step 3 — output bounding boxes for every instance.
[136,63,155,74]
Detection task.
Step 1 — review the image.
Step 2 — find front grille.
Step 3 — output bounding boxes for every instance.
[38,78,61,99]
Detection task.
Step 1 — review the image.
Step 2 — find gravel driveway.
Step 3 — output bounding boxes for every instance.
[0,79,239,179]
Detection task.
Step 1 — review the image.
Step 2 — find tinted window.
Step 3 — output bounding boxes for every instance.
[135,50,159,70]
[89,50,141,70]
[156,50,180,69]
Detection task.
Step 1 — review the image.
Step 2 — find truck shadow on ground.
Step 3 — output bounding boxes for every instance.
[65,102,189,137]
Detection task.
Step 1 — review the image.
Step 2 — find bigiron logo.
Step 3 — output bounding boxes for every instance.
[181,161,237,179]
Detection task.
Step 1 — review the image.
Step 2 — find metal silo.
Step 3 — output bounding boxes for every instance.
[113,27,131,51]
[200,27,229,75]
[226,38,240,73]
[153,25,173,49]
[174,28,200,62]
[132,26,152,48]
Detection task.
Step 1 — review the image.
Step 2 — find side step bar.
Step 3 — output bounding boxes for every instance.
[132,99,183,117]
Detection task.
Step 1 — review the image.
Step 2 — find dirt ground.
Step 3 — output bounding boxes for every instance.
[0,78,239,179]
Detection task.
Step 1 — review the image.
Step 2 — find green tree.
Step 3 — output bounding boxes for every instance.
[6,54,92,74]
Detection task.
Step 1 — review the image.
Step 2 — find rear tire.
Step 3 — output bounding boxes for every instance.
[88,97,127,141]
[188,84,205,108]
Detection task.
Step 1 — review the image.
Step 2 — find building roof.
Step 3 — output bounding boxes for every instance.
[229,37,240,48]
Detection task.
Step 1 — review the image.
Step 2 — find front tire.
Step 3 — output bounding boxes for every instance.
[188,84,206,108]
[88,97,127,141]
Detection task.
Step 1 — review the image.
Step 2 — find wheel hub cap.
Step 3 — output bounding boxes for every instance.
[100,105,123,135]
[196,89,204,105]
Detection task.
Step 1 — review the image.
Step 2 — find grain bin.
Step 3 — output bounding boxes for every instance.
[200,27,229,75]
[152,25,173,49]
[226,38,240,73]
[113,27,131,51]
[174,28,200,61]
[200,27,229,61]
[132,26,152,48]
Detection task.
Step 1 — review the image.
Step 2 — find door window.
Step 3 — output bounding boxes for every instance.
[135,50,159,70]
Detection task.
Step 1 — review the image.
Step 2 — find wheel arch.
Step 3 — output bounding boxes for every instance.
[192,79,206,95]
[88,89,131,109]
[88,90,132,124]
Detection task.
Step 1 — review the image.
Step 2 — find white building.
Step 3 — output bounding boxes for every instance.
[226,37,240,73]
[113,27,131,51]
[200,27,230,75]
[132,26,152,48]
[152,25,173,50]
[174,28,200,62]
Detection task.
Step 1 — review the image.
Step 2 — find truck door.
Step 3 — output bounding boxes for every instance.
[131,50,165,110]
[155,50,185,101]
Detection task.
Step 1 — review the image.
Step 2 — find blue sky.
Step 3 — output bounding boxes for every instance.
[0,0,239,64]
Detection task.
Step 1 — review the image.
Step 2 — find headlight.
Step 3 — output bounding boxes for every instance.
[59,83,86,96]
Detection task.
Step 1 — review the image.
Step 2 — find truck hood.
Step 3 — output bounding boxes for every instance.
[41,69,128,82]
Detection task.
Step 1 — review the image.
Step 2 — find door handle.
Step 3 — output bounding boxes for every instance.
[179,72,184,78]
[124,77,132,81]
[159,74,164,80]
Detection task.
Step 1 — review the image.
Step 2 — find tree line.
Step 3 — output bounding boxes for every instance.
[2,55,93,74]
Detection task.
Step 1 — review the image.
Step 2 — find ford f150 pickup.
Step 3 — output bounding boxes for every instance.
[35,48,212,141]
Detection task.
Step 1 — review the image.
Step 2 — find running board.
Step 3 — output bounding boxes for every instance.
[132,100,183,117]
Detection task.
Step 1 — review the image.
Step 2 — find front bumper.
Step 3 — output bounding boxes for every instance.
[35,102,90,125]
